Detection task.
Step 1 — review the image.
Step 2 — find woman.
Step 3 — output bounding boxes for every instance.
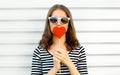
[31,4,88,75]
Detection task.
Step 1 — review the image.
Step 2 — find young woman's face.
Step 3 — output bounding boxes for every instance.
[49,9,69,33]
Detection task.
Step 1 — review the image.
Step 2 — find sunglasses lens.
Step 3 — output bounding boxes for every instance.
[49,17,57,23]
[61,18,69,24]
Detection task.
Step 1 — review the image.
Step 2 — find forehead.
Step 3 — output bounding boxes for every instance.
[51,9,67,17]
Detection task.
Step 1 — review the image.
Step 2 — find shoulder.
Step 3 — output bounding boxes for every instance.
[33,45,45,55]
[74,46,86,56]
[75,46,85,52]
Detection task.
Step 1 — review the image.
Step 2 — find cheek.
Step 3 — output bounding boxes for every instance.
[64,24,68,32]
[50,23,55,32]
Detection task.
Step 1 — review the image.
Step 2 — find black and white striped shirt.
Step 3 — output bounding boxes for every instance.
[31,45,88,75]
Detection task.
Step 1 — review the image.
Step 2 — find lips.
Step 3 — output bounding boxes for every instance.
[53,27,66,38]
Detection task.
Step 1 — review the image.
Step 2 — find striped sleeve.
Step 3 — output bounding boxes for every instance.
[77,46,88,75]
[31,46,42,75]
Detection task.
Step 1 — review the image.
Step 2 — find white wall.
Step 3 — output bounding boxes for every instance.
[0,0,120,75]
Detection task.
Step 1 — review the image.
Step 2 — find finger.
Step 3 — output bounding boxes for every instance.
[56,50,68,57]
[54,51,68,59]
[53,57,60,62]
[54,52,62,57]
[54,52,63,60]
[57,48,67,54]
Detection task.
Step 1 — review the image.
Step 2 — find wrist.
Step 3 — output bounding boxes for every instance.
[67,61,73,67]
[65,59,73,67]
[53,66,60,71]
[47,67,59,75]
[66,62,80,75]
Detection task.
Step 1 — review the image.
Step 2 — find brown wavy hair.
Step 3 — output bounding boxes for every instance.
[39,4,80,51]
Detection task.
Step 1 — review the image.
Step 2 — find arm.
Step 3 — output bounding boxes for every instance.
[31,46,42,75]
[47,67,58,75]
[53,48,80,75]
[77,46,88,75]
[47,56,61,75]
[66,59,81,75]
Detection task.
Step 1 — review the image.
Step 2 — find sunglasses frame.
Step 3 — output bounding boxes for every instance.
[48,17,70,24]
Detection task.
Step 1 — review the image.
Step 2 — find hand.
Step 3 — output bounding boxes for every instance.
[47,56,61,75]
[49,48,80,75]
[47,50,61,75]
[53,48,72,67]
[53,56,61,70]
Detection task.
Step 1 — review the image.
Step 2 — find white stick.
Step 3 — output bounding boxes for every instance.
[59,39,60,49]
[58,38,61,74]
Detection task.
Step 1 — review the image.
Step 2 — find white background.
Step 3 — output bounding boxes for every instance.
[0,0,120,75]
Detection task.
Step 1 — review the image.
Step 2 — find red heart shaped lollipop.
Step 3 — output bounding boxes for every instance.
[53,27,66,38]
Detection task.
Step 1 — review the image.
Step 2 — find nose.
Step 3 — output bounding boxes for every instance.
[57,20,61,25]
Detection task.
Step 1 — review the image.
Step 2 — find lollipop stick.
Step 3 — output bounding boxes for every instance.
[58,38,61,74]
[59,39,60,49]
